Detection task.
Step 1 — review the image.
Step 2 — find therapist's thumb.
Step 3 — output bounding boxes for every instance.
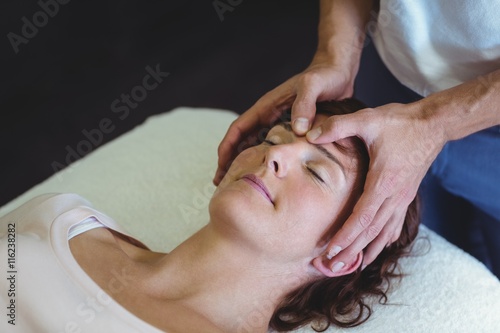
[290,89,320,136]
[306,113,363,144]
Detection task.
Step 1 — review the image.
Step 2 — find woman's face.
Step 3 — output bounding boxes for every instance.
[210,114,363,263]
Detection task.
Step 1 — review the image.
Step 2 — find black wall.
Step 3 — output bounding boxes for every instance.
[0,0,319,206]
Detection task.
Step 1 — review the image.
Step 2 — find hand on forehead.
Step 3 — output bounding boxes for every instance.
[294,114,359,150]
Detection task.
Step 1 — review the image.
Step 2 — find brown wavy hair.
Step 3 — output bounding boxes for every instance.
[268,99,420,332]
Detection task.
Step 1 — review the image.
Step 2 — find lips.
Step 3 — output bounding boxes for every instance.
[241,174,274,205]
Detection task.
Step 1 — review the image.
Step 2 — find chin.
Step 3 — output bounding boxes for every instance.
[208,188,278,250]
[209,187,261,223]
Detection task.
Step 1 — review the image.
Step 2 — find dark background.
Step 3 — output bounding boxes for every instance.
[0,0,319,206]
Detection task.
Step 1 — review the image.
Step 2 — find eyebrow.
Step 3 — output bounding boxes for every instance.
[279,122,293,131]
[277,122,346,176]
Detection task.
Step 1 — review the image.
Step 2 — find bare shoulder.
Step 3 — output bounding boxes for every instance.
[69,229,224,332]
[70,227,164,264]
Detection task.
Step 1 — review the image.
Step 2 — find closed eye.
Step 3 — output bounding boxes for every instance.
[307,166,325,183]
[263,139,276,146]
[265,139,325,183]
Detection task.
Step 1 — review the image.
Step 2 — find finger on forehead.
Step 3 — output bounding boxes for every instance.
[309,113,368,145]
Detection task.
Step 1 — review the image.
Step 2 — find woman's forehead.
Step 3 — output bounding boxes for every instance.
[311,113,329,128]
[269,117,355,150]
[311,114,358,149]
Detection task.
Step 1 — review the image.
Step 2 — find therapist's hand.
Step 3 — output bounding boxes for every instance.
[214,55,356,185]
[308,101,447,270]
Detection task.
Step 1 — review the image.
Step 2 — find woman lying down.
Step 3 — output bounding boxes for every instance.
[0,99,419,333]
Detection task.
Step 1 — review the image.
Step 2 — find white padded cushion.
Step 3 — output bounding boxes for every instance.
[2,108,499,332]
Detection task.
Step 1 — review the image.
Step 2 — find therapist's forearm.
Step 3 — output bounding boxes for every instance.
[425,69,500,142]
[315,0,374,72]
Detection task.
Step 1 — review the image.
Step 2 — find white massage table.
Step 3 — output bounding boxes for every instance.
[1,108,499,332]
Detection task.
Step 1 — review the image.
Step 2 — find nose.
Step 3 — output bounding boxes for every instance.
[264,143,301,178]
[265,147,285,177]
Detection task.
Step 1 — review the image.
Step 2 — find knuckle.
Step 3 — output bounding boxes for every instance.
[396,187,410,201]
[404,189,418,204]
[366,223,382,241]
[358,212,373,229]
[300,71,320,85]
[380,174,398,195]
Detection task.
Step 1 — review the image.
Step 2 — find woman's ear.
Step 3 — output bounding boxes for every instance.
[312,252,363,278]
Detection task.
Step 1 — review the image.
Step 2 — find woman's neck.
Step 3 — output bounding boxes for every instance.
[139,223,312,333]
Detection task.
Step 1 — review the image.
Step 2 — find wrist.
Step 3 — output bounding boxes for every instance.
[422,69,500,142]
[413,98,450,150]
[315,0,373,85]
[310,48,360,86]
[304,53,355,99]
[315,39,363,69]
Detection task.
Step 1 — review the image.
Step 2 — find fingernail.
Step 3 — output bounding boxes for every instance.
[293,118,309,134]
[326,245,342,260]
[331,261,345,273]
[306,127,322,141]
